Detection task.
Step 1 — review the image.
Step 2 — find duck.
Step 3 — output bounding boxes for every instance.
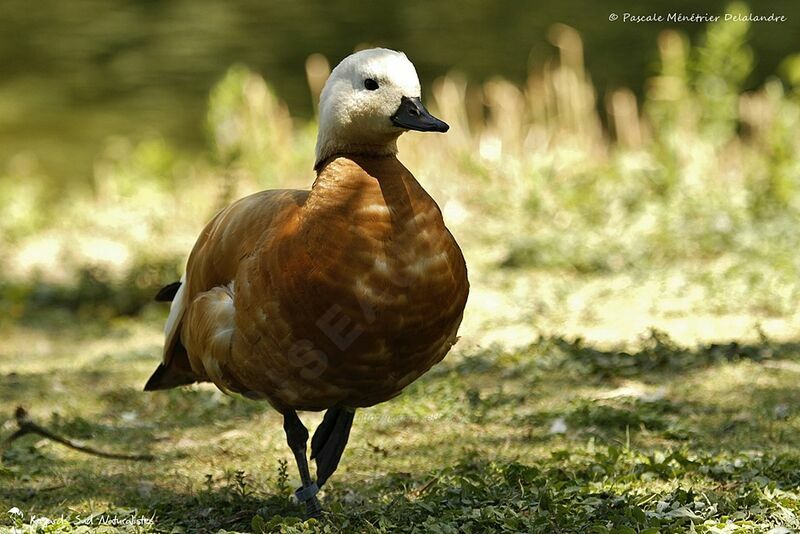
[144,47,469,518]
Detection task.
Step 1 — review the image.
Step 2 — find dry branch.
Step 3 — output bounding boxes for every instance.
[1,406,154,461]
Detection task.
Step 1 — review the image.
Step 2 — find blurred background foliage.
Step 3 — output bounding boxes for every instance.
[2,0,799,184]
[1,1,800,325]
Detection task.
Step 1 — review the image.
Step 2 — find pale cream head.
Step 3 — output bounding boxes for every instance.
[314,48,447,169]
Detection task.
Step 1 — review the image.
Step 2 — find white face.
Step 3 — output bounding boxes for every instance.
[318,48,422,146]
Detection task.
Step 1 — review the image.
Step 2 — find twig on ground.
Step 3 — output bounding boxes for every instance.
[409,476,439,497]
[1,406,155,461]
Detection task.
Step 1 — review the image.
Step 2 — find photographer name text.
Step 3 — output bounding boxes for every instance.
[610,12,787,23]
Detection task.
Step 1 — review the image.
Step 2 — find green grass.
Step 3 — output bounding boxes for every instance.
[3,292,800,532]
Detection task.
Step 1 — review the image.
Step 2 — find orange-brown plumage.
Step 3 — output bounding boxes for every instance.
[157,154,468,412]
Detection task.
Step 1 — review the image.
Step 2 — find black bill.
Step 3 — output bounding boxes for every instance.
[391,96,449,133]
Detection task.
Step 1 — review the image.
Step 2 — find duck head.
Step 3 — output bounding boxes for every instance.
[315,48,448,169]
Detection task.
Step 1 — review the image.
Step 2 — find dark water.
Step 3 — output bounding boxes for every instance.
[1,0,798,184]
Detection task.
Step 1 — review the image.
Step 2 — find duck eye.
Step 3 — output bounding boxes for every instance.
[364,78,379,91]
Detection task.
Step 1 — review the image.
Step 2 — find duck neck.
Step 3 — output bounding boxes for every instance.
[310,154,411,195]
[314,129,401,171]
[301,154,439,284]
[304,154,424,241]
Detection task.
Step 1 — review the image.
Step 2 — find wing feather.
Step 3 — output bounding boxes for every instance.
[146,189,308,391]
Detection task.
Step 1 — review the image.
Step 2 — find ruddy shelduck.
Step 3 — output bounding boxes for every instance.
[145,48,469,517]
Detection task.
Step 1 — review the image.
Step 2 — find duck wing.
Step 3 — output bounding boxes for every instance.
[144,189,308,391]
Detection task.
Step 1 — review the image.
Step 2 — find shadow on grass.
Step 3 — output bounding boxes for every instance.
[1,468,301,532]
[4,329,800,530]
[6,452,800,532]
[0,257,183,324]
[419,329,800,448]
[7,327,799,462]
[482,328,800,381]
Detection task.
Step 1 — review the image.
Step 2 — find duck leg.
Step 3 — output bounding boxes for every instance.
[283,411,322,519]
[311,407,355,487]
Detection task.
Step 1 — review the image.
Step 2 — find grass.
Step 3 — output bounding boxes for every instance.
[3,6,800,532]
[4,302,800,532]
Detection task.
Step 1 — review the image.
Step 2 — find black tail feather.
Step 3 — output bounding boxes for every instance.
[155,281,181,302]
[143,363,197,390]
[310,407,355,487]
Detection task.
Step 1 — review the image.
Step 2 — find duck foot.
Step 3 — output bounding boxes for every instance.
[311,407,355,487]
[283,411,325,520]
[295,483,323,519]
